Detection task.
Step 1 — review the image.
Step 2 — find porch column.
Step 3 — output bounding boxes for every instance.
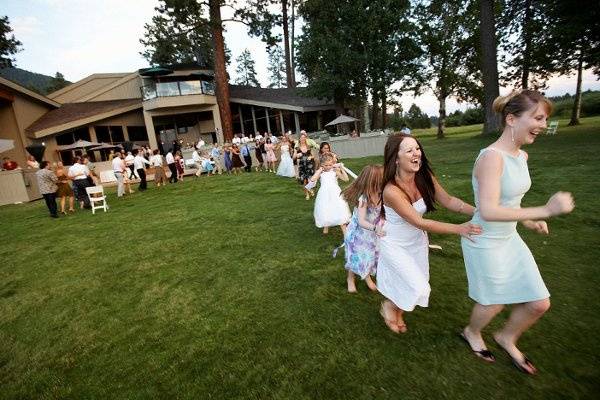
[294,112,300,134]
[143,111,159,149]
[211,104,224,144]
[88,125,97,142]
[317,111,322,130]
[279,111,285,133]
[122,125,130,141]
[265,108,271,133]
[251,106,257,134]
[238,105,245,135]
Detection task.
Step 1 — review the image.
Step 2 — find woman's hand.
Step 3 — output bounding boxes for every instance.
[523,220,549,234]
[374,220,386,237]
[545,191,575,216]
[457,222,482,242]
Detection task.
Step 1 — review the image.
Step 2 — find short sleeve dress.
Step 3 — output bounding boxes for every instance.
[461,148,550,305]
[343,195,380,279]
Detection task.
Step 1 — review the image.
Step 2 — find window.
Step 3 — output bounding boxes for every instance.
[94,126,110,143]
[127,126,148,141]
[179,80,202,95]
[109,126,124,142]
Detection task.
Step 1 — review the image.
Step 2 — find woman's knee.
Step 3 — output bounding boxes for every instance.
[528,298,550,315]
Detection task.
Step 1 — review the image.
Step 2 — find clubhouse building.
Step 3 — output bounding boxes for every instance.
[1,64,337,166]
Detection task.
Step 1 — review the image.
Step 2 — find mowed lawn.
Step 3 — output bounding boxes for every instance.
[0,117,599,399]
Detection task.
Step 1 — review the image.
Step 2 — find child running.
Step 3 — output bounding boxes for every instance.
[311,153,351,234]
[341,165,385,293]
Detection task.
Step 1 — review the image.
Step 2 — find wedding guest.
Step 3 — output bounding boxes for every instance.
[150,149,167,187]
[55,161,74,213]
[36,161,58,218]
[112,151,127,197]
[68,156,91,209]
[166,150,178,183]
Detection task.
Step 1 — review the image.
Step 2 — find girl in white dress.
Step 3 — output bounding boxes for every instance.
[378,134,481,333]
[276,137,296,178]
[311,153,351,234]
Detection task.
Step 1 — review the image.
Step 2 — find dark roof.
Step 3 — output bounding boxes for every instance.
[228,85,334,109]
[26,99,142,135]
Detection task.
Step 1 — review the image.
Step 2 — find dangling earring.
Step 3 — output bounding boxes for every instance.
[511,127,515,143]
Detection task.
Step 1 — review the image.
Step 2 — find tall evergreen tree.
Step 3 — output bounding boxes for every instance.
[479,0,501,135]
[546,0,600,126]
[45,72,69,94]
[139,0,278,141]
[234,49,261,87]
[415,0,480,138]
[0,16,22,68]
[267,45,286,88]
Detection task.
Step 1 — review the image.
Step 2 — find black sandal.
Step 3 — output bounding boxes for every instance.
[459,332,496,362]
[493,338,537,375]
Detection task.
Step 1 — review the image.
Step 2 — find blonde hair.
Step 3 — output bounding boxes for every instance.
[342,165,384,208]
[493,90,553,127]
[319,152,335,165]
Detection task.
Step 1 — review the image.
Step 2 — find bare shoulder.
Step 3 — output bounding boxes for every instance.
[521,150,529,160]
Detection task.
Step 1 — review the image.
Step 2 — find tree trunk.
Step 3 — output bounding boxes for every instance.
[290,0,296,87]
[363,100,371,132]
[437,93,447,139]
[381,89,387,129]
[479,0,501,135]
[210,0,233,141]
[371,91,380,130]
[282,0,294,88]
[521,0,532,89]
[568,50,583,126]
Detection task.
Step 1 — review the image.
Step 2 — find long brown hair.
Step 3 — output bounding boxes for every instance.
[381,134,436,216]
[342,165,383,208]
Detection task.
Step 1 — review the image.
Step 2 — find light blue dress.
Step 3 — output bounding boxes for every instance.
[461,148,550,305]
[343,195,380,279]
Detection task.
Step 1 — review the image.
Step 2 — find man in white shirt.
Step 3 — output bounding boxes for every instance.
[232,134,241,145]
[112,152,126,197]
[254,131,263,141]
[196,138,206,149]
[165,151,177,183]
[192,148,203,177]
[133,149,151,191]
[68,156,91,209]
[400,124,412,135]
[124,151,136,179]
[270,133,279,144]
[210,143,223,175]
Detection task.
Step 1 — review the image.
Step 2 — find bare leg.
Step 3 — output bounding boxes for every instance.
[463,303,504,352]
[380,299,400,333]
[340,224,347,235]
[323,226,329,234]
[493,299,550,373]
[68,196,74,211]
[365,275,377,292]
[60,196,66,213]
[346,270,357,293]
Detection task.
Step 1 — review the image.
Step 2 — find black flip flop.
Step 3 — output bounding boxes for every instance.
[493,338,537,375]
[459,332,496,362]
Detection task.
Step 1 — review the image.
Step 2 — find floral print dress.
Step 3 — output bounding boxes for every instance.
[344,195,380,279]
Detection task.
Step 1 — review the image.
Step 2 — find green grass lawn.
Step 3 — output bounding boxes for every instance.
[1,117,599,399]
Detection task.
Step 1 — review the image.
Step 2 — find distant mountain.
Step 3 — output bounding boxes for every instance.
[0,67,70,95]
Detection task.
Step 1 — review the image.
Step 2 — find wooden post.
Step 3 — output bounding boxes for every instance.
[238,105,245,134]
[294,112,300,134]
[317,111,322,130]
[265,108,271,133]
[251,106,258,134]
[279,110,285,133]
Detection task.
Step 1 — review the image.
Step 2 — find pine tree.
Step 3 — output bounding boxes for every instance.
[234,49,261,87]
[0,16,22,68]
[267,45,286,88]
[45,72,69,94]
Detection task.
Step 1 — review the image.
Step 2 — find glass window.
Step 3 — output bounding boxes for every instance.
[156,82,180,97]
[179,80,202,95]
[128,126,148,141]
[109,126,124,142]
[202,81,215,95]
[141,84,157,100]
[95,126,110,143]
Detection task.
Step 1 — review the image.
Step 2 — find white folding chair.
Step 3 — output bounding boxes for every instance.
[85,185,108,214]
[546,121,559,135]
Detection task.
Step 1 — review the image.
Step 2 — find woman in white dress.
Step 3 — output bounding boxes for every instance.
[276,137,296,178]
[378,134,481,333]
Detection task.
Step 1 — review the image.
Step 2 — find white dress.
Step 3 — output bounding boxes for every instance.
[377,200,430,311]
[313,170,351,227]
[276,145,296,177]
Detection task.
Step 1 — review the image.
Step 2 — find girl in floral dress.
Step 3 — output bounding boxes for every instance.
[341,165,385,293]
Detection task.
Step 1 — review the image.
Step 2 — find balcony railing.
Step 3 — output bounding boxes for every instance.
[141,80,215,100]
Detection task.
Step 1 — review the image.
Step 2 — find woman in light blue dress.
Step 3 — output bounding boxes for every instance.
[460,90,574,374]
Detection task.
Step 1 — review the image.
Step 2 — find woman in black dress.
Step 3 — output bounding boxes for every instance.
[254,139,265,172]
[293,133,316,200]
[231,144,244,175]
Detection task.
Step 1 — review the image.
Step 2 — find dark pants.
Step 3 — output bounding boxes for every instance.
[243,155,252,172]
[42,192,58,217]
[137,169,147,190]
[128,164,136,179]
[168,163,178,183]
[72,179,91,207]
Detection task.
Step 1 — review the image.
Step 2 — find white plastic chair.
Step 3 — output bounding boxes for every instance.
[546,121,559,135]
[85,185,108,214]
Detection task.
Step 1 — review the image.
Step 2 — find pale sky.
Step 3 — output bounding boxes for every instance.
[5,0,600,115]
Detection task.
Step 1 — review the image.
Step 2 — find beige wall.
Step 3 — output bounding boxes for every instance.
[50,77,124,103]
[87,76,143,102]
[0,94,55,166]
[94,109,145,126]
